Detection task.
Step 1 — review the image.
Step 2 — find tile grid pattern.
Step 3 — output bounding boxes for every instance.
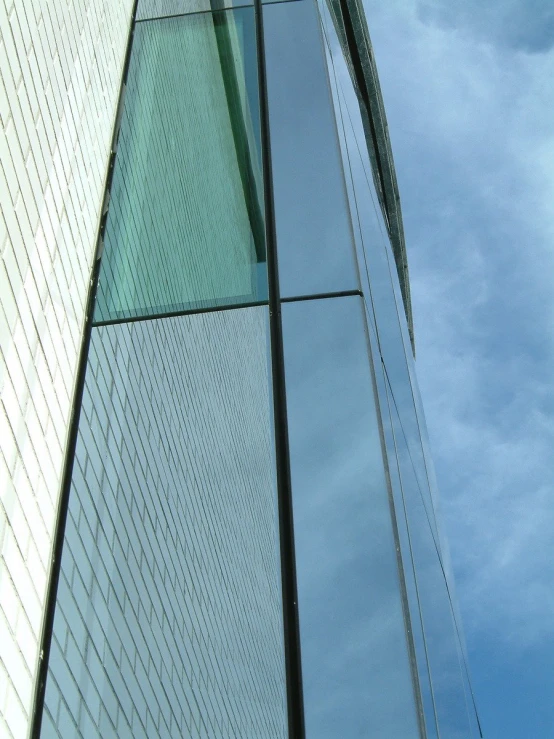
[0,1,133,735]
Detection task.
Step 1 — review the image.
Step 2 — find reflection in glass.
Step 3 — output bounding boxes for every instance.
[372,357,439,739]
[95,7,265,323]
[282,296,420,738]
[387,382,473,739]
[42,308,287,738]
[264,0,359,298]
[319,3,441,544]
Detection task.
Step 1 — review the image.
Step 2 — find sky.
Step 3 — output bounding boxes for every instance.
[362,1,554,736]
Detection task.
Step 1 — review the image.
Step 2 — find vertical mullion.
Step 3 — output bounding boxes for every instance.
[253,0,306,736]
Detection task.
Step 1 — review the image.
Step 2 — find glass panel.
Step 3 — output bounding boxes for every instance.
[319,1,441,545]
[374,357,439,739]
[408,367,474,679]
[42,307,287,738]
[137,0,254,20]
[95,7,266,323]
[319,6,478,735]
[282,296,420,738]
[387,383,472,739]
[264,0,359,298]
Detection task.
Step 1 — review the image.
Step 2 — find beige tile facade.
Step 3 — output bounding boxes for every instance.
[0,2,133,734]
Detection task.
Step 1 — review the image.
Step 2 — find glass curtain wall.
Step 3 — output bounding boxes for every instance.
[35,0,477,737]
[263,0,423,736]
[316,0,482,736]
[95,4,266,322]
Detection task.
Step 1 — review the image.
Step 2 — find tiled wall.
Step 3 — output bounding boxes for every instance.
[0,2,133,735]
[42,308,287,738]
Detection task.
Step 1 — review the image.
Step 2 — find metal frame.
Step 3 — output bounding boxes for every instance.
[254,0,306,734]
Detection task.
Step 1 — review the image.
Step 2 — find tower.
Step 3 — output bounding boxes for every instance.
[0,1,480,737]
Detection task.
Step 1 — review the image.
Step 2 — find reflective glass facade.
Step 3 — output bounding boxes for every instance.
[35,0,481,737]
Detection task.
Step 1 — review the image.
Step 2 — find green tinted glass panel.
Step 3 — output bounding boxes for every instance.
[95,7,265,323]
[136,0,254,21]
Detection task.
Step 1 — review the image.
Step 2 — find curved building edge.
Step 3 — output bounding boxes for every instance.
[328,0,415,352]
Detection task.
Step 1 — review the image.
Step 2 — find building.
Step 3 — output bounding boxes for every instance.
[0,0,482,737]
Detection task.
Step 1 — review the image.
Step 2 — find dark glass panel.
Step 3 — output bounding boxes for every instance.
[263,0,359,298]
[42,307,287,738]
[96,7,265,323]
[282,296,420,738]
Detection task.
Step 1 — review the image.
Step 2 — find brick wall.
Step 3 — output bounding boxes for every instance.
[0,2,133,735]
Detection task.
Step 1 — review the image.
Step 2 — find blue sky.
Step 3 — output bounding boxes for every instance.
[362,0,554,736]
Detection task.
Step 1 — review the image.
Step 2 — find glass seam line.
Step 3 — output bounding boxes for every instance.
[387,368,474,738]
[337,82,388,259]
[381,361,442,560]
[339,66,443,544]
[382,364,449,576]
[27,3,140,738]
[383,364,484,737]
[255,0,306,735]
[401,353,483,736]
[135,0,304,24]
[318,7,383,360]
[210,2,266,262]
[336,0,392,233]
[366,141,444,545]
[315,0,362,296]
[355,293,428,739]
[318,8,426,733]
[320,14,388,258]
[280,288,361,302]
[319,14,439,734]
[322,4,482,734]
[353,89,444,541]
[92,290,364,327]
[383,370,442,739]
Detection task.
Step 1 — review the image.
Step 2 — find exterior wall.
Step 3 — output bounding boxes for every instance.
[0,2,133,735]
[42,308,287,738]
